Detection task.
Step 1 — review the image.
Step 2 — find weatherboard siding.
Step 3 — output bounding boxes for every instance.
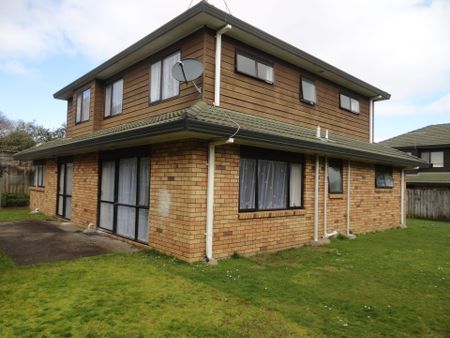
[66,29,371,142]
[202,32,370,141]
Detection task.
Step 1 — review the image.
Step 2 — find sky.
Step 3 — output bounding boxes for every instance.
[0,0,449,141]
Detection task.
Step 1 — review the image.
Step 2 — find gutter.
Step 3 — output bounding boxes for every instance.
[214,24,232,106]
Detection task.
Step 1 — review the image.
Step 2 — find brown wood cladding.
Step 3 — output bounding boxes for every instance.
[66,28,371,142]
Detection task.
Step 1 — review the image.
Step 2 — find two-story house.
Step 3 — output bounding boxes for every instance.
[15,2,423,263]
[380,123,450,188]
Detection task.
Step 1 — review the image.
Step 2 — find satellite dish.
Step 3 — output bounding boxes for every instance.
[172,58,204,94]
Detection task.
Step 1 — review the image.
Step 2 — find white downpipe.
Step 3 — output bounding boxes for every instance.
[313,155,320,242]
[369,98,374,143]
[400,168,405,226]
[213,24,232,107]
[346,161,351,236]
[206,138,234,262]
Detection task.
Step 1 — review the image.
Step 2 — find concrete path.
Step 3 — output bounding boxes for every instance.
[0,220,138,266]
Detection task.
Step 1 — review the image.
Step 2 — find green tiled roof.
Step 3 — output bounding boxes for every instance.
[380,123,450,148]
[15,101,424,167]
[407,172,450,184]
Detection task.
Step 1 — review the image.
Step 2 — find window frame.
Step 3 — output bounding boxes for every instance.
[375,165,394,189]
[339,92,360,114]
[104,78,124,118]
[75,88,91,124]
[300,76,317,105]
[420,151,444,168]
[149,50,181,105]
[235,50,275,84]
[327,158,343,194]
[239,147,304,212]
[32,164,45,188]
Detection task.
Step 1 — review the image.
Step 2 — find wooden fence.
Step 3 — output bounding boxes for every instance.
[0,152,33,194]
[407,188,450,220]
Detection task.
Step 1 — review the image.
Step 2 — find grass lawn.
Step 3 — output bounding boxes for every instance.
[0,207,55,222]
[0,218,449,337]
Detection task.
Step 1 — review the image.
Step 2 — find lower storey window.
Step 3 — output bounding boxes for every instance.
[99,155,150,243]
[375,165,394,188]
[33,164,45,187]
[239,148,303,211]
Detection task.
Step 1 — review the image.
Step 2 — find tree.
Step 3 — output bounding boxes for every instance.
[0,113,66,152]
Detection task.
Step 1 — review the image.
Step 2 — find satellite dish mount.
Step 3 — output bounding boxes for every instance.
[172,58,204,95]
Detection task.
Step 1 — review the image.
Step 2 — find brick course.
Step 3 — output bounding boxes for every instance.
[29,140,404,262]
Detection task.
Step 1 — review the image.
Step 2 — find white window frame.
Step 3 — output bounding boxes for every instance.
[104,79,124,117]
[149,51,181,103]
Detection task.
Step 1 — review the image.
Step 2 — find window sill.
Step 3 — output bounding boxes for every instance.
[30,186,45,192]
[239,209,305,220]
[375,188,393,193]
[329,193,344,199]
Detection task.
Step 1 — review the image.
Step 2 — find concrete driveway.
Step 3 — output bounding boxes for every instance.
[0,220,138,266]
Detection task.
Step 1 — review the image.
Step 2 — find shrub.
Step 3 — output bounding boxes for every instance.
[1,193,29,207]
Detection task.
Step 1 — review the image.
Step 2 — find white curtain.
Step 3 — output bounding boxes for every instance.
[58,196,64,215]
[258,160,287,210]
[65,197,72,219]
[101,161,115,202]
[118,158,137,205]
[100,203,114,230]
[302,78,316,102]
[150,61,161,102]
[237,54,256,77]
[112,79,123,115]
[139,157,150,206]
[58,164,65,194]
[117,206,136,239]
[257,62,273,83]
[162,52,180,100]
[137,209,149,243]
[104,84,112,117]
[65,163,73,196]
[82,89,90,121]
[239,159,256,210]
[350,98,359,113]
[290,163,302,207]
[76,95,82,122]
[328,163,342,193]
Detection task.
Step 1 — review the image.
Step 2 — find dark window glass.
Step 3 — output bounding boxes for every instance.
[375,166,394,188]
[328,159,343,193]
[340,93,359,113]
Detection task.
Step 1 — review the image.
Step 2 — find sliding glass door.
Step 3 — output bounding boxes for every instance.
[99,155,150,243]
[57,162,73,219]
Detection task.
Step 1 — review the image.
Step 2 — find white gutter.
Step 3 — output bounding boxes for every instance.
[213,24,232,106]
[369,98,374,143]
[313,155,319,242]
[346,161,351,236]
[205,138,234,263]
[323,156,338,239]
[400,168,406,227]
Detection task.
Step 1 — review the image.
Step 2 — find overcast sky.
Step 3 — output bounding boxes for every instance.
[1,0,449,141]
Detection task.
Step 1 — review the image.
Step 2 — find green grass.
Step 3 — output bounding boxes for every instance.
[0,207,55,222]
[0,219,449,337]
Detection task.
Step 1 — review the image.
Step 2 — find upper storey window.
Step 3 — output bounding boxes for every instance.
[75,88,90,123]
[340,93,360,114]
[421,151,444,168]
[236,51,274,84]
[104,79,123,117]
[300,77,316,105]
[150,51,180,103]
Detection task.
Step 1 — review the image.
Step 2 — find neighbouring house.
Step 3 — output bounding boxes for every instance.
[380,123,450,220]
[14,2,424,262]
[0,151,33,194]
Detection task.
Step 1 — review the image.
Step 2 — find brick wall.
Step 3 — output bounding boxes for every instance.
[149,140,208,263]
[29,159,57,215]
[28,141,404,263]
[71,153,99,227]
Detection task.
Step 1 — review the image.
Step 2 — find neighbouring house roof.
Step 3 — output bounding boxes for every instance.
[407,172,450,185]
[53,1,390,101]
[380,123,450,149]
[15,101,424,167]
